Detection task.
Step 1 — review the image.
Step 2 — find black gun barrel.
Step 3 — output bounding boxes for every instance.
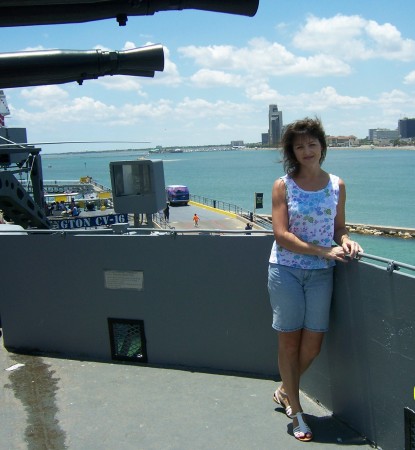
[0,45,165,89]
[0,0,259,27]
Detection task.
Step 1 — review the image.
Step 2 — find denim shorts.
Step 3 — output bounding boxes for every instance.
[267,263,334,332]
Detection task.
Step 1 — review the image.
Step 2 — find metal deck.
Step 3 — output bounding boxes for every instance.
[0,339,372,449]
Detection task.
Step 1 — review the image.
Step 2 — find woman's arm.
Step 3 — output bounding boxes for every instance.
[333,178,363,259]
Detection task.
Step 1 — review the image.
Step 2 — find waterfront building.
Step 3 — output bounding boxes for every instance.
[398,118,415,138]
[268,104,283,146]
[368,128,399,142]
[326,135,359,147]
[261,133,269,145]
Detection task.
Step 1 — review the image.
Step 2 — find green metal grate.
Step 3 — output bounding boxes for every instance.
[108,318,147,363]
[405,407,415,450]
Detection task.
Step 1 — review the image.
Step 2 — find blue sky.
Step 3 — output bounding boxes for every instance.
[1,0,415,153]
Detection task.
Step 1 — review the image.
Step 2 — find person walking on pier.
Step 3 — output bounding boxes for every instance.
[193,213,200,227]
[267,117,362,442]
[163,204,170,223]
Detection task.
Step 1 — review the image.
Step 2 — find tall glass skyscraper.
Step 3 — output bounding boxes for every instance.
[398,118,415,138]
[269,104,283,146]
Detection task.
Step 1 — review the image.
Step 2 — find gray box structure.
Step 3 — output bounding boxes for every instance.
[109,160,166,214]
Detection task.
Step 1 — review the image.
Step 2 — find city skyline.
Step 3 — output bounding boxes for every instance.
[263,104,411,146]
[1,0,415,153]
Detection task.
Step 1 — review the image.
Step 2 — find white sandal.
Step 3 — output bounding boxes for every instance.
[293,412,313,442]
[273,388,294,418]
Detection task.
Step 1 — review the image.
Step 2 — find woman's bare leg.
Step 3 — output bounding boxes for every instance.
[278,329,325,413]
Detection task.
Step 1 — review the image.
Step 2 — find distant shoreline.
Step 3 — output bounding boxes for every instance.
[248,145,415,151]
[329,145,415,151]
[42,145,415,156]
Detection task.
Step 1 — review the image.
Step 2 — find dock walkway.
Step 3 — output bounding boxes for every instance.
[156,201,258,232]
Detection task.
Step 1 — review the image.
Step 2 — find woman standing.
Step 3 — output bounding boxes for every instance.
[268,117,362,442]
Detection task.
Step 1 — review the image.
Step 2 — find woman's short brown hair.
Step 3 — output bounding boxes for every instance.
[281,117,327,175]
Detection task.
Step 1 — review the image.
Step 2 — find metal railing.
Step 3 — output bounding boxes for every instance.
[2,225,414,275]
[189,195,273,229]
[358,252,415,273]
[89,179,112,192]
[20,178,112,194]
[190,194,249,216]
[152,211,176,230]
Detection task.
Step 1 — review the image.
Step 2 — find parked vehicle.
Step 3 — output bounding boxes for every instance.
[165,185,189,206]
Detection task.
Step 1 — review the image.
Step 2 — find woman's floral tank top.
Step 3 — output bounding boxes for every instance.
[269,174,340,269]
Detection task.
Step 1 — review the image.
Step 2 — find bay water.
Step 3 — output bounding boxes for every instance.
[41,148,415,267]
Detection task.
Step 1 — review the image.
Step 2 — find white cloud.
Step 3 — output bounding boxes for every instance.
[15,94,116,128]
[292,14,368,58]
[97,76,146,94]
[113,99,173,125]
[190,69,244,88]
[13,85,412,138]
[179,37,350,84]
[94,44,112,52]
[377,89,415,107]
[20,85,69,107]
[245,82,280,101]
[216,123,232,131]
[175,97,254,119]
[316,86,371,108]
[404,71,415,85]
[22,45,46,52]
[242,38,350,76]
[277,86,371,112]
[13,93,176,131]
[365,20,415,61]
[274,52,351,77]
[293,14,415,61]
[123,41,138,51]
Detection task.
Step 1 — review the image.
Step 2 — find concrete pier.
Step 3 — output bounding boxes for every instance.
[346,222,415,238]
[257,214,415,239]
